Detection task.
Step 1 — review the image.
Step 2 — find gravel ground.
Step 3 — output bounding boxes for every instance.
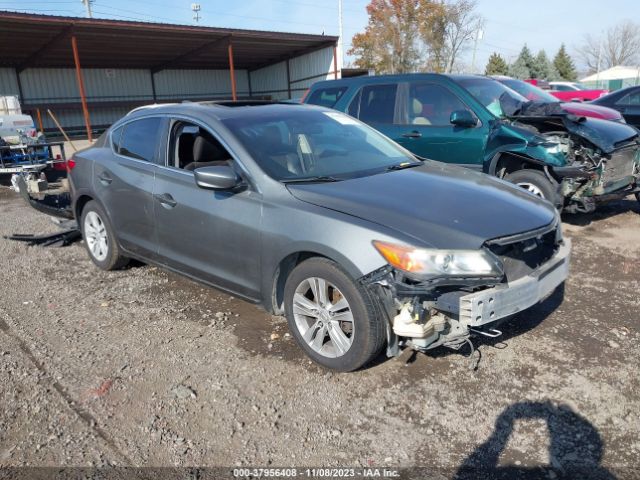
[0,185,638,479]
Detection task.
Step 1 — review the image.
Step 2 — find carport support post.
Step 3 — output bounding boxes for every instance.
[228,39,237,101]
[286,59,292,99]
[333,45,338,79]
[71,35,93,142]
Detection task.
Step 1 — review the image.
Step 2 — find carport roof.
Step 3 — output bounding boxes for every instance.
[0,11,338,72]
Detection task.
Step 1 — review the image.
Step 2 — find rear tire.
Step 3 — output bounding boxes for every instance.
[284,257,385,372]
[505,169,561,206]
[80,200,129,271]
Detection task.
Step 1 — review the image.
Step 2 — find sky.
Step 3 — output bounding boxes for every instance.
[1,0,638,74]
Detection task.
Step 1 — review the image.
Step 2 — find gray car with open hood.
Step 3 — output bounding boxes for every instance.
[69,102,570,371]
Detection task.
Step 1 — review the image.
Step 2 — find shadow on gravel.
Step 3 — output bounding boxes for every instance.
[562,197,639,226]
[454,400,616,480]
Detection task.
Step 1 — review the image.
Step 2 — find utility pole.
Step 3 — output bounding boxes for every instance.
[596,36,603,89]
[470,26,483,74]
[191,3,201,23]
[337,0,343,76]
[81,0,93,18]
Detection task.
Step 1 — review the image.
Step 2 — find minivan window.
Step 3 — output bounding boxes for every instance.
[357,84,398,124]
[306,87,348,108]
[405,83,468,126]
[454,77,528,118]
[118,117,162,162]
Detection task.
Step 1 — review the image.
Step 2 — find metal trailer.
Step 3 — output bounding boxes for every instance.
[0,140,66,175]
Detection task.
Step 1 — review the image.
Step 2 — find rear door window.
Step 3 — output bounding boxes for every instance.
[617,91,640,106]
[306,87,347,108]
[116,117,162,163]
[355,84,398,124]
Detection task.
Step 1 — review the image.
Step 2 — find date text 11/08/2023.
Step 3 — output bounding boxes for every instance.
[232,468,401,478]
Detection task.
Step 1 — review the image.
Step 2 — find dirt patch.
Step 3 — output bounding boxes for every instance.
[0,189,638,475]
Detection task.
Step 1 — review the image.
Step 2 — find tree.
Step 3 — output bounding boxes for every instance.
[440,0,483,73]
[418,0,448,72]
[530,50,549,79]
[530,50,559,79]
[576,21,640,73]
[553,44,577,81]
[348,0,483,74]
[484,52,509,75]
[348,0,424,74]
[508,45,534,79]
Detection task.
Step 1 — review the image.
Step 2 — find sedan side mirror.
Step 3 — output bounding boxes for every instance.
[450,110,478,128]
[194,165,240,190]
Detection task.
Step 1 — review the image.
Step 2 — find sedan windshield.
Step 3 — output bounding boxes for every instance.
[222,108,418,181]
[455,77,528,118]
[498,78,559,104]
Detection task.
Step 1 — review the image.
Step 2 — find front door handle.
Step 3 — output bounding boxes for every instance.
[97,173,112,185]
[402,131,422,138]
[154,193,177,209]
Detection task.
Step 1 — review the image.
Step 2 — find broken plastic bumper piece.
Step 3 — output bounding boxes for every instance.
[460,239,571,327]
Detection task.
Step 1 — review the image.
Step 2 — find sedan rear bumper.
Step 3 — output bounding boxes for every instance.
[459,239,571,327]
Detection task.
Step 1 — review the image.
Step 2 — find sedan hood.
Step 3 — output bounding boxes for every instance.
[286,162,556,250]
[560,102,623,121]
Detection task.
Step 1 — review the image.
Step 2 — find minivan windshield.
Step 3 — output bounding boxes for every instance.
[222,108,419,181]
[498,78,559,104]
[455,77,529,118]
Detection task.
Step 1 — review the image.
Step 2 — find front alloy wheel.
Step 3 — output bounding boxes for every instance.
[292,277,355,358]
[505,169,561,207]
[284,257,385,371]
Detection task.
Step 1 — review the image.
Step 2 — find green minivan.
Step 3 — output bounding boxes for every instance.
[303,74,640,212]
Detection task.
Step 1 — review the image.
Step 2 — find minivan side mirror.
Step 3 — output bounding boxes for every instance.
[194,165,240,190]
[450,110,478,128]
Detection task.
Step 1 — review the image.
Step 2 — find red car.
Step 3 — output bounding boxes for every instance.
[494,77,624,122]
[547,81,608,102]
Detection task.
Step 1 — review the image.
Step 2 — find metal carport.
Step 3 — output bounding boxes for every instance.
[0,11,338,140]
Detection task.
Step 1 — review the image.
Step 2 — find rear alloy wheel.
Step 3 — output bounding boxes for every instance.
[80,201,129,271]
[505,169,560,206]
[284,258,385,371]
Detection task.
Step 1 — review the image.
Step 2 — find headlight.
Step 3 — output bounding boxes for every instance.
[373,241,503,279]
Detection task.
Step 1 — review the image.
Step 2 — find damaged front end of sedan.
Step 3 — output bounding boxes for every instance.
[496,101,640,213]
[362,216,570,358]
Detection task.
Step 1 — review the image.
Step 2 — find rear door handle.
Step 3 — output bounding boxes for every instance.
[154,193,177,208]
[97,173,112,185]
[402,131,422,138]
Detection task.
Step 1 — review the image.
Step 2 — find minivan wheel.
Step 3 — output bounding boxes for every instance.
[283,257,385,372]
[80,201,129,270]
[505,169,559,205]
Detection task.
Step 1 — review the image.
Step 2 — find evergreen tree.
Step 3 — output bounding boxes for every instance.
[553,44,578,81]
[509,45,534,79]
[509,58,530,79]
[484,52,509,75]
[531,50,551,79]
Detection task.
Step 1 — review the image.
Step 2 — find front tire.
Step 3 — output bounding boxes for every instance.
[80,200,129,270]
[505,169,560,206]
[284,257,385,372]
